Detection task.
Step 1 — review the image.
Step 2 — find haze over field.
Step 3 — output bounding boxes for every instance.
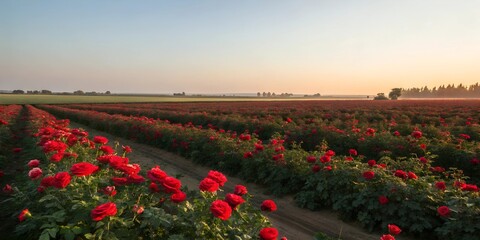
[1,1,479,95]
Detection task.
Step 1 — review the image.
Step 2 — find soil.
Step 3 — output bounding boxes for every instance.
[69,122,381,240]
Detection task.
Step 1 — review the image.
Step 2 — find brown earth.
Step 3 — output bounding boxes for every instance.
[69,122,381,240]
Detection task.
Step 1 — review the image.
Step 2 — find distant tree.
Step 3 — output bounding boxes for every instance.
[105,91,111,95]
[257,92,261,97]
[33,90,40,94]
[374,93,388,100]
[12,90,24,94]
[74,90,84,95]
[41,90,52,94]
[267,92,271,97]
[262,92,266,97]
[388,88,402,100]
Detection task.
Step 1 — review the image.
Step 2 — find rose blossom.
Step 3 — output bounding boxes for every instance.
[437,206,450,217]
[261,199,277,212]
[210,200,232,220]
[259,227,278,240]
[91,202,117,221]
[70,162,99,177]
[199,178,220,192]
[388,224,401,235]
[28,167,43,180]
[27,159,40,168]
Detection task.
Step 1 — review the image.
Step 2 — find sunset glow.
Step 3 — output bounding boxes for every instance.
[1,1,479,95]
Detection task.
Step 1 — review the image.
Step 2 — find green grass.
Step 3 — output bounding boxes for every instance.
[0,94,364,105]
[0,94,273,104]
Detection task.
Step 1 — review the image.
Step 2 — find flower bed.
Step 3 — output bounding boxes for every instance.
[2,105,283,239]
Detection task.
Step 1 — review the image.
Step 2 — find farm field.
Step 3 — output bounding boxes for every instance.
[1,100,479,240]
[0,94,365,105]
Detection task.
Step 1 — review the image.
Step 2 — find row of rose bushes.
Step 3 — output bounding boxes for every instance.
[37,104,480,239]
[1,105,284,240]
[0,104,23,183]
[58,103,480,182]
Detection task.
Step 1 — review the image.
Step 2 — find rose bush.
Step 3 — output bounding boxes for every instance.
[1,105,284,239]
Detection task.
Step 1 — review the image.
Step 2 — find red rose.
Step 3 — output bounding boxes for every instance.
[93,136,108,145]
[261,199,277,212]
[234,185,248,196]
[368,160,376,167]
[394,170,407,179]
[122,145,132,153]
[199,178,220,192]
[407,171,418,180]
[117,164,141,176]
[378,195,389,205]
[210,200,232,220]
[162,176,181,193]
[259,227,278,240]
[325,150,335,156]
[380,234,395,240]
[363,171,375,180]
[99,145,114,155]
[461,184,479,192]
[306,156,316,163]
[437,206,450,217]
[244,152,254,158]
[349,149,358,156]
[70,162,99,177]
[149,182,160,193]
[388,224,401,235]
[435,182,446,191]
[225,193,245,209]
[127,174,145,184]
[3,184,13,194]
[91,202,117,221]
[109,156,129,169]
[28,167,43,180]
[53,172,71,188]
[27,159,40,168]
[50,152,64,162]
[171,191,187,203]
[419,157,428,164]
[207,170,227,186]
[18,209,31,222]
[147,166,167,182]
[40,176,55,187]
[112,177,128,186]
[411,130,422,139]
[320,155,331,163]
[97,155,113,164]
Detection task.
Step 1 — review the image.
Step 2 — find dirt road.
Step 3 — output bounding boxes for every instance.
[70,122,380,240]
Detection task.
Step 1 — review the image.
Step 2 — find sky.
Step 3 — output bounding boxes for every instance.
[1,1,480,95]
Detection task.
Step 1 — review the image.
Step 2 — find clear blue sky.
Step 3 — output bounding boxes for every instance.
[1,1,479,95]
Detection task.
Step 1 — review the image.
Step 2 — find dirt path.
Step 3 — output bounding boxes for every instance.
[70,122,381,240]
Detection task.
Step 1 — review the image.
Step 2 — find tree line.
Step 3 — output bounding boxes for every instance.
[9,90,111,95]
[402,83,480,98]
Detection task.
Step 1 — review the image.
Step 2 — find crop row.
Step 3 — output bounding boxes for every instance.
[57,102,480,182]
[38,104,480,240]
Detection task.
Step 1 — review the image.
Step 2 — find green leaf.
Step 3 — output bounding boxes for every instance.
[64,230,75,240]
[48,228,58,238]
[39,232,50,240]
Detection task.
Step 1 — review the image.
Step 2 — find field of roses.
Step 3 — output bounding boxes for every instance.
[0,105,285,240]
[35,100,480,240]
